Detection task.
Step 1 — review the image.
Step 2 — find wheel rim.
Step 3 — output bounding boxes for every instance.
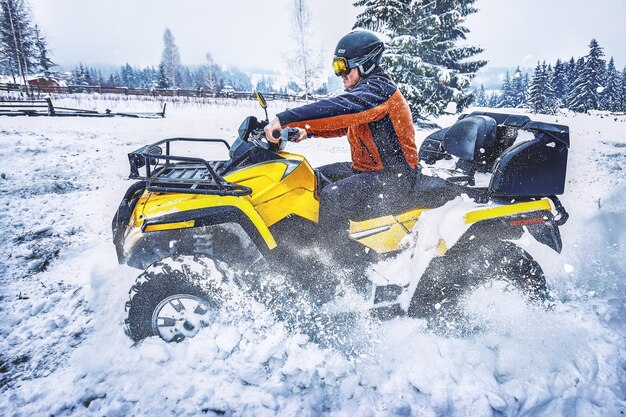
[151,294,214,342]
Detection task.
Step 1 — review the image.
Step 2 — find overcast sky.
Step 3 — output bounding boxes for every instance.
[29,0,626,73]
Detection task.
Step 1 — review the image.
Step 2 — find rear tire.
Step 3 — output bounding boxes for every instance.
[408,242,547,332]
[125,256,228,342]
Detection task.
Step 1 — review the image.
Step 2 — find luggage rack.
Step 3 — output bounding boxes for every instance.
[128,137,252,196]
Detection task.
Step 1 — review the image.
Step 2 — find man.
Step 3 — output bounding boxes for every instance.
[264,30,419,240]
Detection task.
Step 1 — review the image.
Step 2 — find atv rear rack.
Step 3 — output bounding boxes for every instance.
[128,137,252,196]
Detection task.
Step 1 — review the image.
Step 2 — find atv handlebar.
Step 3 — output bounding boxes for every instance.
[272,128,301,142]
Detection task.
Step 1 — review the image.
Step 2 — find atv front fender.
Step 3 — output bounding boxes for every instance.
[123,206,273,270]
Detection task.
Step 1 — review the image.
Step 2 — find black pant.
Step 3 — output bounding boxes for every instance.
[316,162,419,237]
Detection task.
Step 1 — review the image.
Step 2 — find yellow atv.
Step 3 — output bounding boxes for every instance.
[113,95,569,342]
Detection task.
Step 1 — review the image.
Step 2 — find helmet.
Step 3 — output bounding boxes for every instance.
[332,30,384,77]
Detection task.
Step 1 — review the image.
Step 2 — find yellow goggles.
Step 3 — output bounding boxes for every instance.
[332,56,350,76]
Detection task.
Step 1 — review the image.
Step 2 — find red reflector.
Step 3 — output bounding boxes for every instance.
[509,218,546,226]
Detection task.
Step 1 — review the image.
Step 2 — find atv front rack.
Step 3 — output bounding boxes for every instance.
[128,137,252,196]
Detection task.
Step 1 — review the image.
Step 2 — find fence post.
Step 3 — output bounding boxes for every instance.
[45,97,55,116]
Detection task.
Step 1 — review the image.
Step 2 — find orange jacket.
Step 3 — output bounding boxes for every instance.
[277,68,418,172]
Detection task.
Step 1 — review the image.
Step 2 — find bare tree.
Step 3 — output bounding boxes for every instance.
[160,28,181,88]
[204,53,219,93]
[285,0,322,94]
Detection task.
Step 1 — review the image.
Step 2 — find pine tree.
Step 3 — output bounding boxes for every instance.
[568,39,606,112]
[600,57,620,112]
[120,63,136,87]
[497,70,513,108]
[552,59,568,108]
[522,73,531,107]
[160,28,181,88]
[620,68,626,113]
[509,67,526,107]
[487,91,499,107]
[474,84,487,107]
[528,61,556,114]
[157,63,169,88]
[354,0,487,119]
[32,24,53,73]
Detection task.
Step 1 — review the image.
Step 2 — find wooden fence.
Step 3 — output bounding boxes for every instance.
[0,82,307,101]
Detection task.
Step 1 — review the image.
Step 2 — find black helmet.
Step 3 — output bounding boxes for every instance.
[332,30,384,77]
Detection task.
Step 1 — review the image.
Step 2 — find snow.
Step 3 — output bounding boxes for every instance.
[1,97,625,416]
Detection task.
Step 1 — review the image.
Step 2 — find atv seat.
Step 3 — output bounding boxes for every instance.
[341,171,464,222]
[410,173,463,208]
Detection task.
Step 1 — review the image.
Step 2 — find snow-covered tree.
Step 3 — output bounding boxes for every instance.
[285,0,322,94]
[621,68,626,112]
[497,70,513,108]
[203,53,220,93]
[32,24,53,73]
[120,63,136,87]
[509,67,526,107]
[528,61,557,114]
[600,57,620,112]
[568,39,606,112]
[255,76,275,93]
[160,28,181,88]
[157,63,169,88]
[551,59,569,107]
[354,0,487,119]
[474,84,487,107]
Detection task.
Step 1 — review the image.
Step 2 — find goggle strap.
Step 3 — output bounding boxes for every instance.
[347,44,384,68]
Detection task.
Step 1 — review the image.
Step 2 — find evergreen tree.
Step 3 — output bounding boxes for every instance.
[354,0,487,119]
[565,57,577,89]
[552,59,568,107]
[497,70,513,107]
[223,67,252,91]
[600,57,620,112]
[509,67,526,107]
[487,92,499,107]
[528,61,556,114]
[568,39,606,112]
[179,67,193,89]
[120,63,136,87]
[160,28,181,88]
[620,68,626,112]
[287,80,302,93]
[71,63,87,85]
[522,73,531,107]
[32,24,53,73]
[0,0,37,84]
[157,63,170,88]
[474,84,487,107]
[255,76,274,93]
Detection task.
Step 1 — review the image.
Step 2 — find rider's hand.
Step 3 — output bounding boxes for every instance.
[264,117,282,143]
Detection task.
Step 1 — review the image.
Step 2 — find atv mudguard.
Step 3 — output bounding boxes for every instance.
[453,204,563,254]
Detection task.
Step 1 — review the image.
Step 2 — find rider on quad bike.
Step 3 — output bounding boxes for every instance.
[113,35,570,343]
[264,30,425,250]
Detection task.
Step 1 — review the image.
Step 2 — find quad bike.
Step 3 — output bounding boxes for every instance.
[112,93,570,342]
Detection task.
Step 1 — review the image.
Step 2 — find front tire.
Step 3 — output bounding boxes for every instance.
[125,256,228,342]
[408,242,547,332]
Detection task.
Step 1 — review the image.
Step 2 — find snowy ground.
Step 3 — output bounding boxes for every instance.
[0,96,625,416]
